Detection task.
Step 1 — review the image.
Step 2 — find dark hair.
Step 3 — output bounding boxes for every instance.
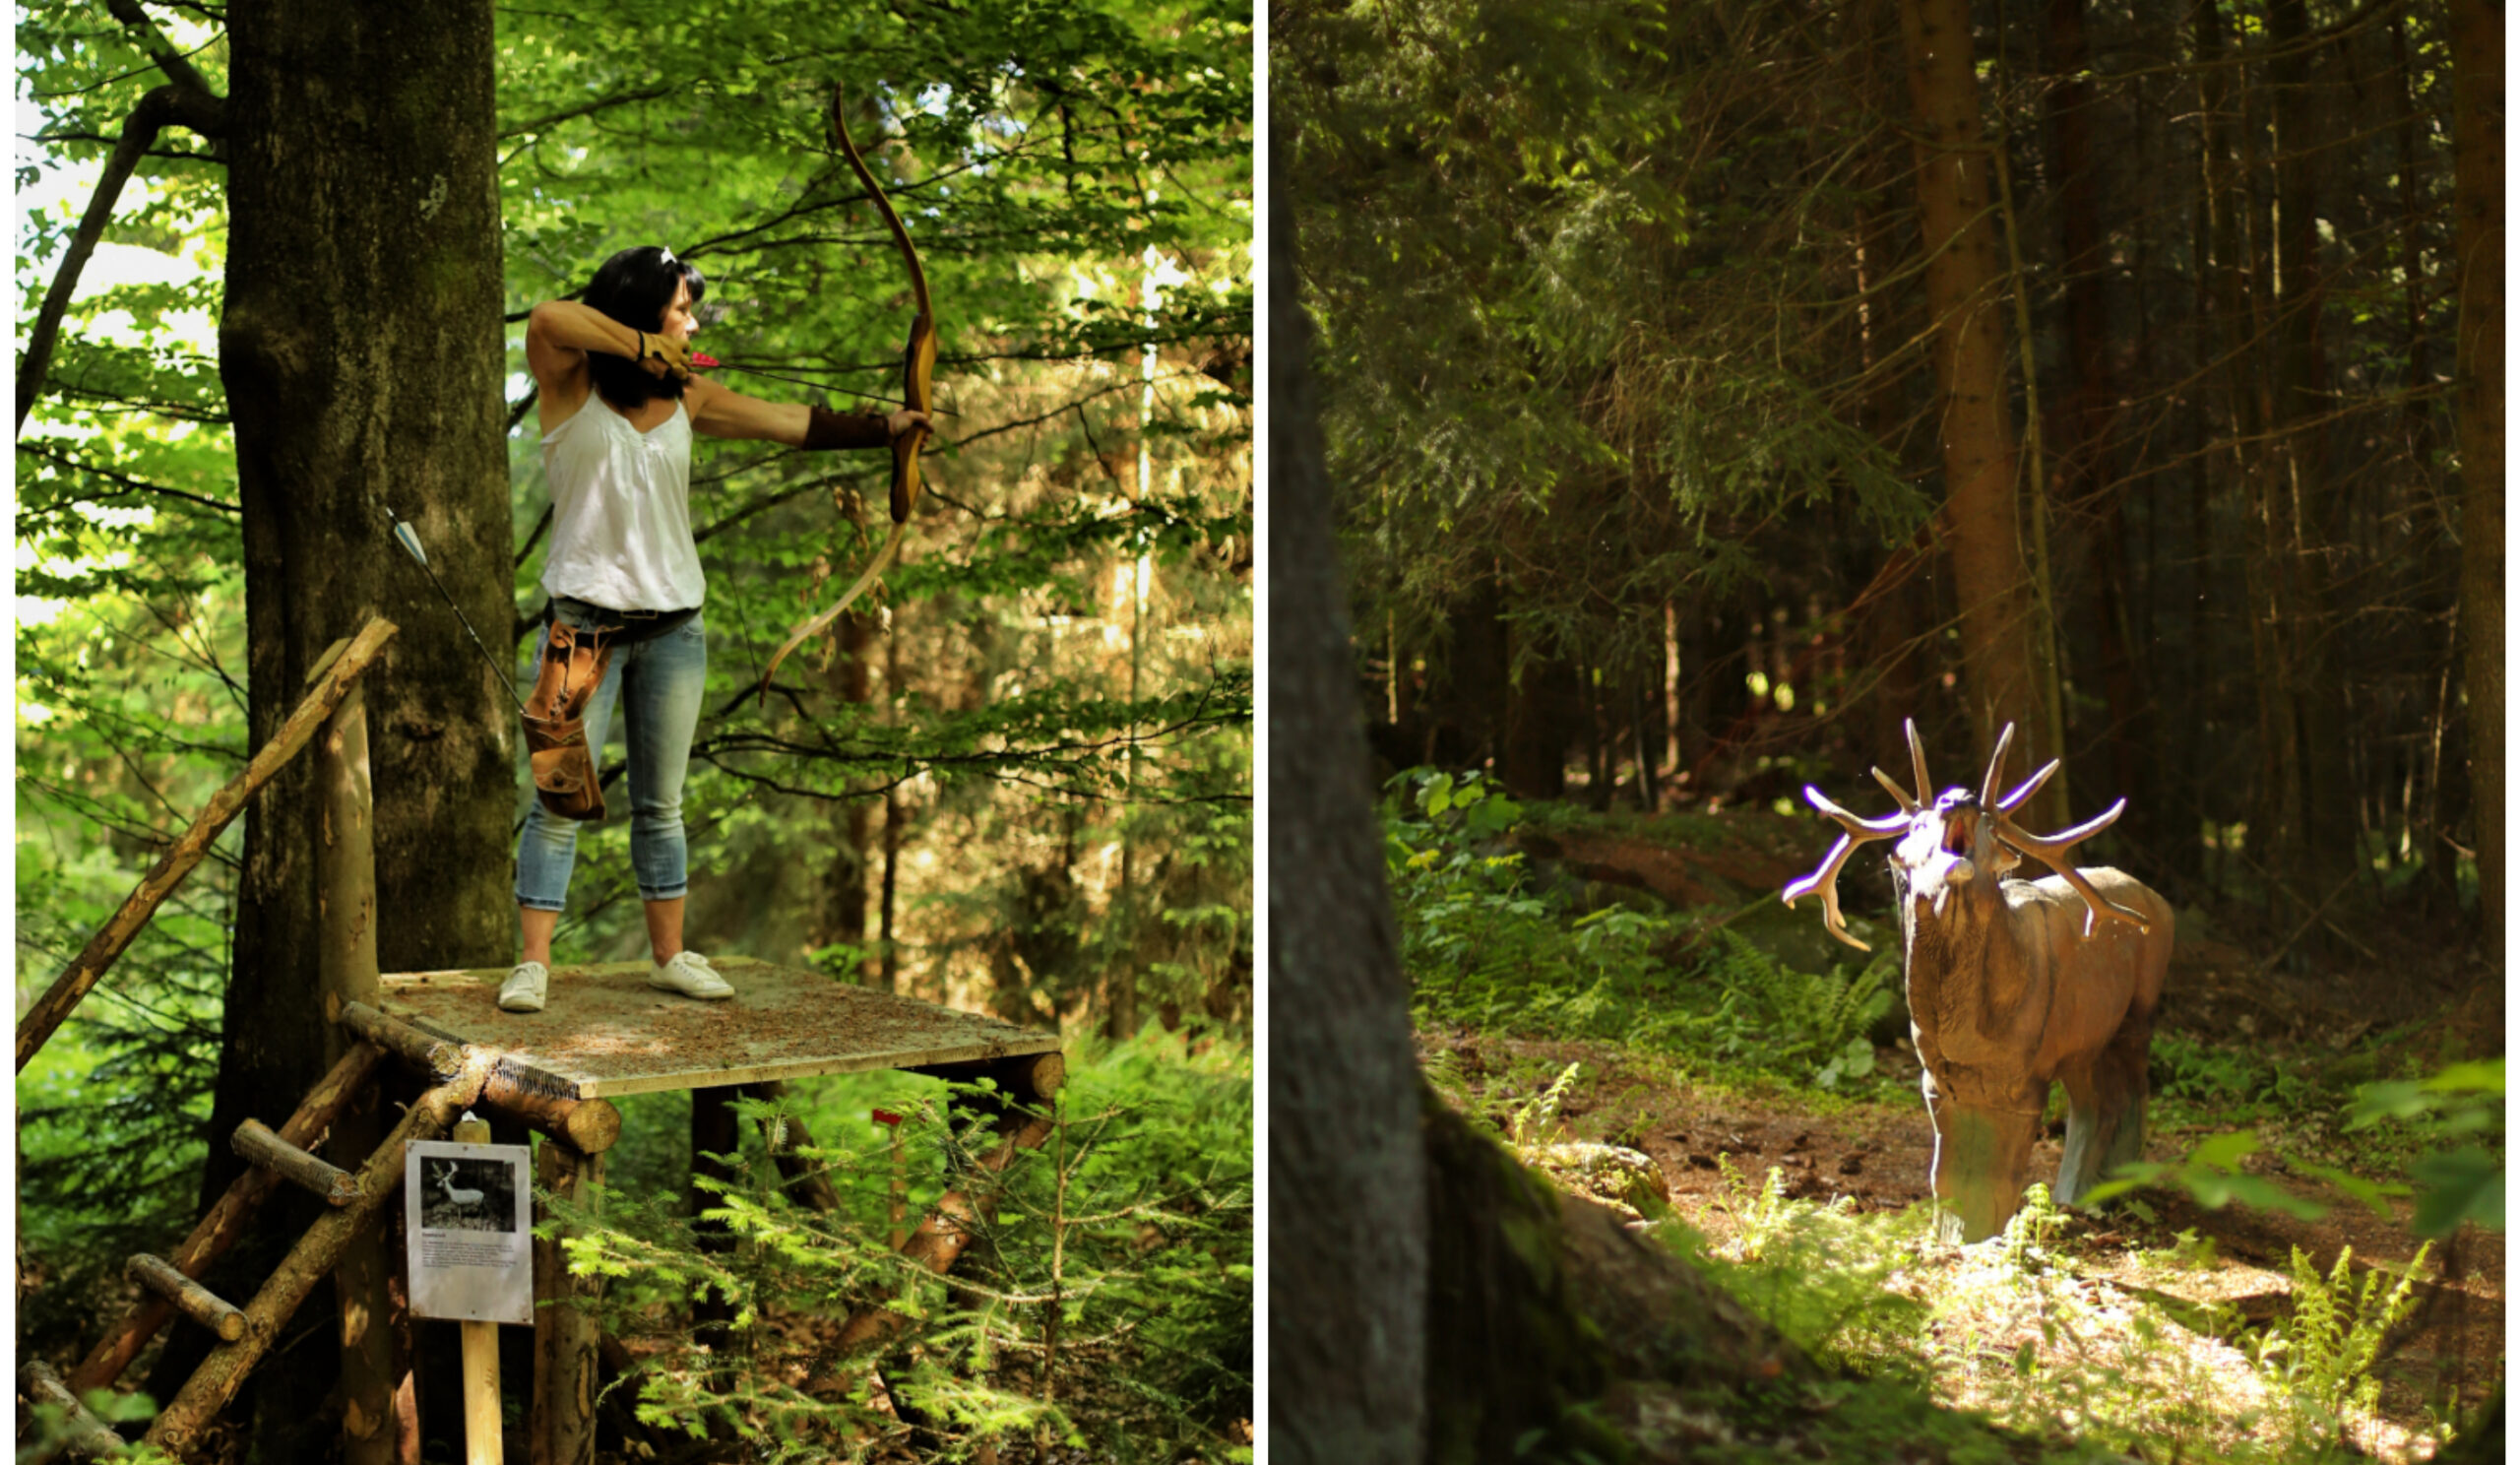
[582,246,707,409]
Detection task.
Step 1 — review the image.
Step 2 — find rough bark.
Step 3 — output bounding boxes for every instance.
[20,1361,129,1464]
[318,680,394,1463]
[691,1086,741,1349]
[2451,0,2503,956]
[1266,161,1428,1465]
[338,1001,623,1152]
[126,1253,248,1343]
[230,1117,359,1205]
[192,2,513,1451]
[1898,0,2057,788]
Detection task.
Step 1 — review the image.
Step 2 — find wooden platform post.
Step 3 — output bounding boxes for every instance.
[834,1052,1067,1353]
[532,1138,602,1465]
[319,651,397,1465]
[691,1085,741,1349]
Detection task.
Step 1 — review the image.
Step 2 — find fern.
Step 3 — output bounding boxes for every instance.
[2253,1242,2431,1436]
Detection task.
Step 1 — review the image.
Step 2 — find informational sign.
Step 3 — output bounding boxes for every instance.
[405,1138,534,1324]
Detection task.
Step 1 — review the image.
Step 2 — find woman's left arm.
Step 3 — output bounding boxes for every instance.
[685,377,927,447]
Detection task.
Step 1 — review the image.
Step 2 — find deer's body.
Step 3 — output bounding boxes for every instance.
[432,1165,488,1218]
[1898,863,2173,1241]
[1788,722,2174,1242]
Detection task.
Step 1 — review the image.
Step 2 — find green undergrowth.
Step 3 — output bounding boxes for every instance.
[542,1024,1252,1464]
[1388,770,1904,1105]
[1648,1169,2439,1462]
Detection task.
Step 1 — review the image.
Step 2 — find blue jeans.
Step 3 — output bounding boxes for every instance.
[515,604,708,911]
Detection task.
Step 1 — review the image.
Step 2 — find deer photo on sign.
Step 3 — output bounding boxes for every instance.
[1784,720,2174,1244]
[422,1157,517,1233]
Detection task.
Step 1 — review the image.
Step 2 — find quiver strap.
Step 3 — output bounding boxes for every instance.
[522,621,614,821]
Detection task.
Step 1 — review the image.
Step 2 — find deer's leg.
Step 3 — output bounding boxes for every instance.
[1922,1075,2042,1244]
[2056,1016,2153,1207]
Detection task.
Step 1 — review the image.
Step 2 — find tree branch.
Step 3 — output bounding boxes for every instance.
[102,0,223,104]
[19,71,225,436]
[19,442,241,517]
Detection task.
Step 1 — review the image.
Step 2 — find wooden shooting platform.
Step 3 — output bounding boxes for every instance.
[378,955,1063,1098]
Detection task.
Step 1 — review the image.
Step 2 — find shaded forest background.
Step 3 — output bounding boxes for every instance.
[1281,0,2501,969]
[16,0,1250,1454]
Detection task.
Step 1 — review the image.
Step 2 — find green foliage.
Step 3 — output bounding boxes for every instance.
[2251,1244,2431,1446]
[2083,1130,2331,1222]
[1675,1164,2426,1464]
[547,1031,1250,1461]
[1280,0,1932,680]
[1508,1061,1587,1150]
[2149,1032,2321,1117]
[2346,1059,2504,1237]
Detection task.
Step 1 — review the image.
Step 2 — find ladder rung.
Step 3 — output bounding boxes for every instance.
[126,1253,247,1342]
[231,1117,359,1205]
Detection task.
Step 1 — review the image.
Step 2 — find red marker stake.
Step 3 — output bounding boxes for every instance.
[874,1109,906,1249]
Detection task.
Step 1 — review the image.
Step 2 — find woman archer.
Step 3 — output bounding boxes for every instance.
[498,245,927,1014]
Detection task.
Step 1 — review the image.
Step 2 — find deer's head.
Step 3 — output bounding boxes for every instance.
[1783,719,2152,951]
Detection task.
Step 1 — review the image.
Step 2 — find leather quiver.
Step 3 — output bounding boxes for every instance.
[522,621,613,821]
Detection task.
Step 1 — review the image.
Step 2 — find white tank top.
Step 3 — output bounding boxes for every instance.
[537,395,706,611]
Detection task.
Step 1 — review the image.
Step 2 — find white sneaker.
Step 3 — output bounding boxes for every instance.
[498,961,549,1013]
[648,950,734,1000]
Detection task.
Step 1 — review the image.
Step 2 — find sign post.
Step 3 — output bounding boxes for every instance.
[407,1112,532,1465]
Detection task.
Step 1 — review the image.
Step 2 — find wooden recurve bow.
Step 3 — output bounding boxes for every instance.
[756,82,937,702]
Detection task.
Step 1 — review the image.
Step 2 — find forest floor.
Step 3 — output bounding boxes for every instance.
[1418,799,2504,1462]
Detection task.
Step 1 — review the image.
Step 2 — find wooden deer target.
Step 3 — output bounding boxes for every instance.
[1785,720,2174,1242]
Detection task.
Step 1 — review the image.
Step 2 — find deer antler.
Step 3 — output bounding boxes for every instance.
[1978,723,2015,807]
[1783,786,1910,951]
[1994,798,2152,938]
[1906,718,1934,801]
[1972,722,2060,812]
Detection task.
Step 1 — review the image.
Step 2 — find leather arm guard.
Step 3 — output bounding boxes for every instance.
[521,621,614,821]
[802,404,892,450]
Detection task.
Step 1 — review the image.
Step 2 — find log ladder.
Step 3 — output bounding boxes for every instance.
[28,1003,622,1463]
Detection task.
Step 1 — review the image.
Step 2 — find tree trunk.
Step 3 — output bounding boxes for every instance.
[184,0,511,1451]
[2265,0,2359,938]
[1266,163,1427,1465]
[1898,0,2058,798]
[2045,0,2151,860]
[2452,0,2503,955]
[1501,644,1580,798]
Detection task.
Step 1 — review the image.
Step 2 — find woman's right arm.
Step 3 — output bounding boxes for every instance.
[524,301,638,391]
